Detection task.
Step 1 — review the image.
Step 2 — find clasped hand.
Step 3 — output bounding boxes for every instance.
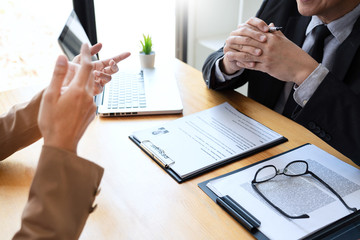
[222,17,319,85]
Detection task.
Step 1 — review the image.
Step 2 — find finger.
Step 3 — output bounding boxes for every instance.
[245,17,269,33]
[68,62,80,72]
[110,52,131,64]
[226,51,260,64]
[225,44,262,57]
[237,45,262,56]
[87,66,95,93]
[226,36,263,54]
[61,86,69,95]
[72,54,81,64]
[110,60,119,72]
[72,43,102,65]
[101,61,119,75]
[95,71,112,82]
[48,55,69,97]
[236,61,256,69]
[94,52,131,69]
[75,44,94,88]
[93,81,104,96]
[232,25,267,42]
[63,62,79,86]
[90,42,102,56]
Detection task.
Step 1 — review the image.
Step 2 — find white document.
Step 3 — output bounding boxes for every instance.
[131,102,285,179]
[206,144,360,240]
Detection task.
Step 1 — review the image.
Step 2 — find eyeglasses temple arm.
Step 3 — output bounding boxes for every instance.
[308,171,357,212]
[251,183,309,219]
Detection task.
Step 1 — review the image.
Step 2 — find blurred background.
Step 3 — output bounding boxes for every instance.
[0,0,261,94]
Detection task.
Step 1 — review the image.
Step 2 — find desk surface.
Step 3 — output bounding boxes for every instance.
[0,59,355,239]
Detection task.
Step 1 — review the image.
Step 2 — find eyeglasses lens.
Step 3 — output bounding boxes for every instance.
[256,166,277,182]
[285,161,307,176]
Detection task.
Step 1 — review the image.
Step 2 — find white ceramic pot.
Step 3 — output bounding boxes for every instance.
[139,52,155,69]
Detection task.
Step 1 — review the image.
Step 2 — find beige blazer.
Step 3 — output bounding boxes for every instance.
[0,91,104,239]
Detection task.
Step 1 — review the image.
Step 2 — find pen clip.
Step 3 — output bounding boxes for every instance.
[141,140,175,168]
[268,26,282,32]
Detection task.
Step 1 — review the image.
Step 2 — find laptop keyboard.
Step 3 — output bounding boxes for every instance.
[107,71,147,110]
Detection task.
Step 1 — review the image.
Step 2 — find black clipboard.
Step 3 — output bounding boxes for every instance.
[129,135,287,183]
[198,144,360,239]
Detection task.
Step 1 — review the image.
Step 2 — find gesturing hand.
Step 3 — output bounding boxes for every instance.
[64,43,131,95]
[38,44,97,153]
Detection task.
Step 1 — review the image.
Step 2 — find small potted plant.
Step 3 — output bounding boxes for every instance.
[139,34,155,69]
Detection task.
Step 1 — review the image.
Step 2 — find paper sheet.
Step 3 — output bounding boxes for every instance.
[132,102,284,178]
[206,144,360,240]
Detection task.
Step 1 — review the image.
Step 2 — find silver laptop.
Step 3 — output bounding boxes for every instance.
[58,11,183,117]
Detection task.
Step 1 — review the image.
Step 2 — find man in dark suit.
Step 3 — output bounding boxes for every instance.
[202,0,360,165]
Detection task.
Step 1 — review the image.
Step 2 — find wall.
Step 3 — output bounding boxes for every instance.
[186,0,262,95]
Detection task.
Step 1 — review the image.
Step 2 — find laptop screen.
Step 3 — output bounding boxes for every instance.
[58,10,97,61]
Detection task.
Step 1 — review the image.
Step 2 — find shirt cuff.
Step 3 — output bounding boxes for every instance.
[215,57,244,82]
[294,64,329,107]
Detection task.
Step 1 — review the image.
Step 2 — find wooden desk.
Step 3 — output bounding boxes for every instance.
[0,59,354,239]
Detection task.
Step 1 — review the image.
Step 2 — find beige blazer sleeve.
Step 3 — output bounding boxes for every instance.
[0,90,44,160]
[13,145,104,240]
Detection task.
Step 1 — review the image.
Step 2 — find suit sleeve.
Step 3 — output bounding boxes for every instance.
[13,145,104,240]
[0,90,44,160]
[294,72,360,164]
[202,47,230,90]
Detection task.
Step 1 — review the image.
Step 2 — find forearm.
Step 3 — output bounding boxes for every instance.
[13,145,104,240]
[0,90,44,160]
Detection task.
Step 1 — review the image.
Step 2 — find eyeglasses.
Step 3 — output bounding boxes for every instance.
[251,160,357,219]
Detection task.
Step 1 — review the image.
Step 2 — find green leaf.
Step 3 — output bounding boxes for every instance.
[140,34,153,54]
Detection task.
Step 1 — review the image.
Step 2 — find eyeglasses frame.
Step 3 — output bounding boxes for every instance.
[251,160,357,219]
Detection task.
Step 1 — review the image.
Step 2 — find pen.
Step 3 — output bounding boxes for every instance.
[268,26,282,32]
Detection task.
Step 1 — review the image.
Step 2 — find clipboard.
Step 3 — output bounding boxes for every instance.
[129,135,286,183]
[198,144,360,239]
[129,102,287,183]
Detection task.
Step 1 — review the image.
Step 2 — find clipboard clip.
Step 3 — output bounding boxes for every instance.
[216,195,261,231]
[141,140,175,168]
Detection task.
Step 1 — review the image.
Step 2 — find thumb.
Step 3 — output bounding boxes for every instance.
[48,55,68,95]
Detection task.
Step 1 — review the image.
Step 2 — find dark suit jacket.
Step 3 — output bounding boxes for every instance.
[202,0,360,164]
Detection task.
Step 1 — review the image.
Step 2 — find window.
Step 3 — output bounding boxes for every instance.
[0,0,72,92]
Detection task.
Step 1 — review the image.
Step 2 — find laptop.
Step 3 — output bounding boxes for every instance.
[58,10,183,117]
